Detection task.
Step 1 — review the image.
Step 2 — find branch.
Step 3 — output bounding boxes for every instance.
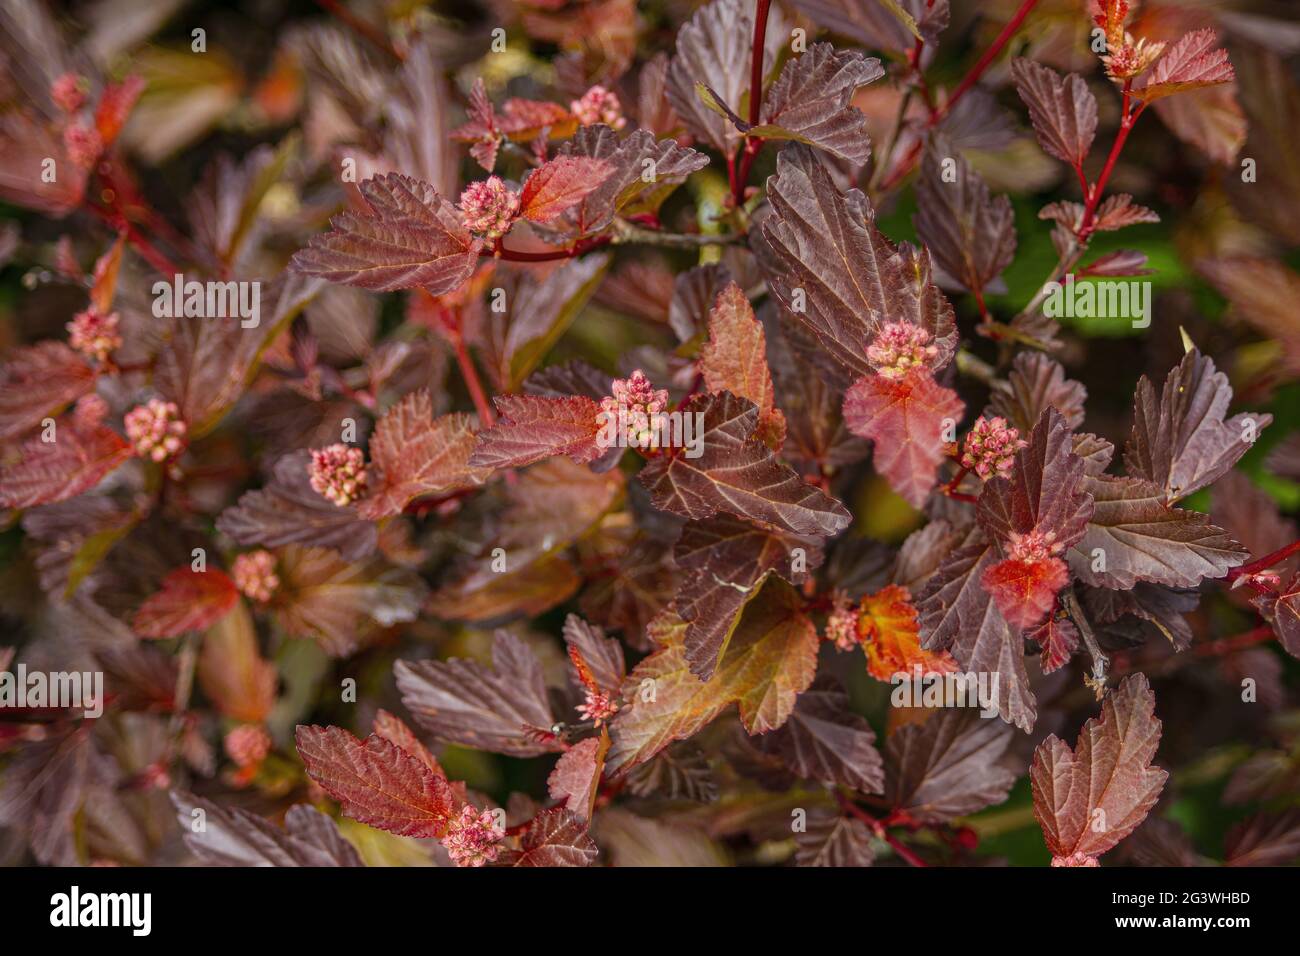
[931,0,1042,124]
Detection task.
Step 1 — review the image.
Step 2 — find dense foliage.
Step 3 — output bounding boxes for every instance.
[1,0,1299,868]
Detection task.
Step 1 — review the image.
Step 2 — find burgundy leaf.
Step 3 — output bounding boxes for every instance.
[1134,29,1236,104]
[518,155,615,224]
[986,351,1087,434]
[356,391,489,519]
[754,144,958,378]
[1125,349,1271,504]
[0,417,132,510]
[1011,58,1098,167]
[468,394,605,470]
[546,732,609,821]
[171,791,364,867]
[699,282,786,449]
[795,809,875,867]
[0,342,96,441]
[914,138,1017,293]
[754,43,885,164]
[884,708,1017,823]
[216,451,378,562]
[289,172,481,294]
[509,807,598,867]
[1030,673,1167,865]
[294,724,457,838]
[756,678,884,793]
[562,614,626,696]
[133,568,239,639]
[394,630,560,757]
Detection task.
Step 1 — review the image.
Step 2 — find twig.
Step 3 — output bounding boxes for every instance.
[931,0,1041,124]
[1063,589,1108,697]
[452,333,494,427]
[836,792,929,867]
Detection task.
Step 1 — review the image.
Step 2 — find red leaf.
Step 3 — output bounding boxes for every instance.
[1027,613,1080,674]
[518,156,615,224]
[469,394,605,470]
[1135,29,1235,104]
[1030,673,1168,865]
[0,417,132,510]
[0,342,96,442]
[546,732,610,821]
[295,724,456,838]
[289,173,481,294]
[981,555,1070,630]
[843,371,964,508]
[638,391,852,537]
[700,282,786,449]
[133,568,239,639]
[1011,58,1098,166]
[356,391,489,519]
[94,75,146,147]
[509,807,598,867]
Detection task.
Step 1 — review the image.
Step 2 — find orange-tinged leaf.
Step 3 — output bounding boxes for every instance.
[197,601,276,723]
[133,568,239,638]
[606,580,818,773]
[981,556,1070,630]
[518,156,615,224]
[700,283,786,450]
[547,731,610,821]
[859,584,957,682]
[356,391,489,519]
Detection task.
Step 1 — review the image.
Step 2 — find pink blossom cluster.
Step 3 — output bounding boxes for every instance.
[442,805,502,867]
[824,593,861,651]
[866,322,938,380]
[66,308,122,362]
[600,370,669,449]
[308,443,368,506]
[232,550,279,603]
[570,85,626,130]
[224,724,272,769]
[577,689,619,727]
[960,416,1026,481]
[51,72,88,113]
[124,398,187,462]
[458,176,520,239]
[1006,528,1064,564]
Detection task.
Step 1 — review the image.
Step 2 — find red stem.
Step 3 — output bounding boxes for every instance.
[1192,626,1274,658]
[483,236,610,262]
[748,0,772,128]
[836,792,928,868]
[1079,82,1144,237]
[931,0,1041,123]
[453,335,495,427]
[1227,539,1300,582]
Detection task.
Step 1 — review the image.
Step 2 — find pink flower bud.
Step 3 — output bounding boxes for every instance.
[458,176,520,240]
[62,122,103,170]
[232,550,279,603]
[51,72,88,113]
[570,85,626,130]
[308,443,368,506]
[224,724,272,769]
[67,308,122,362]
[442,805,503,867]
[124,398,188,463]
[960,416,1026,481]
[866,322,938,380]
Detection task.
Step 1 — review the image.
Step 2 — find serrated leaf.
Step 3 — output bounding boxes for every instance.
[843,371,965,508]
[518,155,615,224]
[1030,673,1167,865]
[916,527,1037,731]
[171,791,363,867]
[289,172,481,294]
[356,392,489,519]
[795,809,875,867]
[1027,613,1080,674]
[884,708,1017,823]
[1124,349,1270,504]
[859,584,958,682]
[700,282,785,450]
[272,545,426,656]
[468,394,604,470]
[1134,29,1235,104]
[562,614,626,696]
[547,732,610,821]
[755,44,884,164]
[1224,809,1300,867]
[756,678,884,792]
[986,351,1087,433]
[1011,59,1098,167]
[133,568,238,638]
[638,391,851,537]
[0,341,96,441]
[1066,475,1248,589]
[666,0,787,153]
[295,724,457,838]
[915,138,1017,293]
[754,144,958,379]
[551,126,709,238]
[0,417,132,510]
[788,0,943,55]
[606,581,819,772]
[673,514,822,680]
[216,451,378,562]
[509,807,598,867]
[395,630,560,757]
